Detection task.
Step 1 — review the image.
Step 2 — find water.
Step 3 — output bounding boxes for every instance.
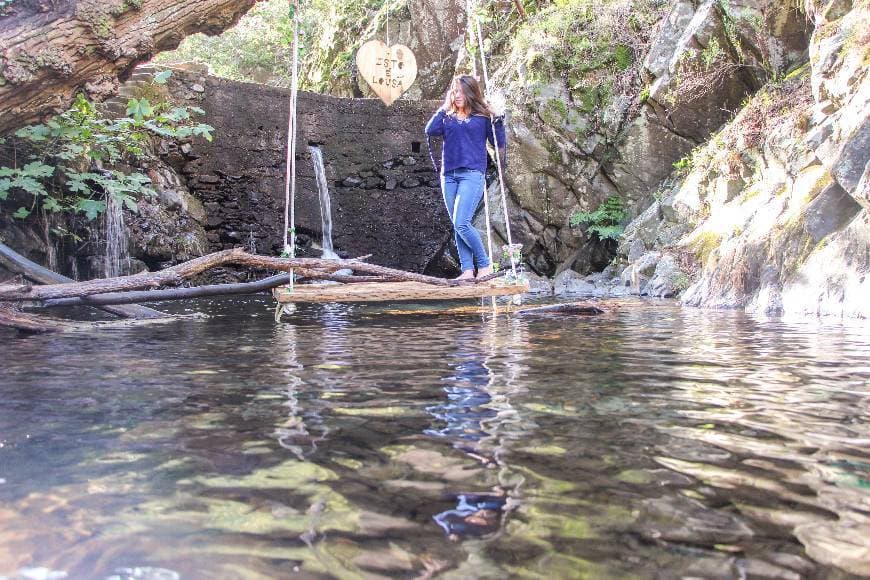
[308,145,337,260]
[103,195,130,278]
[1,298,868,578]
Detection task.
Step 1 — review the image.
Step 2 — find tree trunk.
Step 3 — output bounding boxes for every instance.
[0,304,79,333]
[0,0,260,134]
[0,248,506,302]
[516,302,608,316]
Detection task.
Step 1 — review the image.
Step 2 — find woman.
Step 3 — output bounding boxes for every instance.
[425,75,506,280]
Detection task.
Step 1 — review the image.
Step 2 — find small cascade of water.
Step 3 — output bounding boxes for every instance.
[308,145,338,260]
[103,194,130,278]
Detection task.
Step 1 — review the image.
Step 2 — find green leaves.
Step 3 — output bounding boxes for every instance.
[14,124,51,142]
[2,91,208,223]
[570,196,626,241]
[0,162,53,201]
[75,199,106,220]
[21,161,54,179]
[126,98,154,121]
[42,197,62,212]
[153,69,172,84]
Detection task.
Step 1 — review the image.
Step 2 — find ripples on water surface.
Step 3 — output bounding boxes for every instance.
[0,297,868,579]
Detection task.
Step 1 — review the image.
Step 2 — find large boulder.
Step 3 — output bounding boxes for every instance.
[408,0,467,99]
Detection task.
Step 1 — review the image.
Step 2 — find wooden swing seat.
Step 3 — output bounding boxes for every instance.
[273,278,529,303]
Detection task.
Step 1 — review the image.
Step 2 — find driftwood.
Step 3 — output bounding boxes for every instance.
[0,247,512,332]
[516,302,608,316]
[0,304,80,334]
[0,242,165,319]
[0,248,506,303]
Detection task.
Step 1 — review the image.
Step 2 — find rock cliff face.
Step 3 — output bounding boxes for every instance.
[612,0,868,317]
[483,0,811,276]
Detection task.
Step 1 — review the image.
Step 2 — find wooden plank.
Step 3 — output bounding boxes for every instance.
[273,280,529,303]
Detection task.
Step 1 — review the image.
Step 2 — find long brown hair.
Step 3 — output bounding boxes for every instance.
[443,75,493,117]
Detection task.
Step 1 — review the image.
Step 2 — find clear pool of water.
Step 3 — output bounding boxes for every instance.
[0,297,868,578]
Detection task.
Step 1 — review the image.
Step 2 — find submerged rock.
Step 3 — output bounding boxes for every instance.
[638,494,755,545]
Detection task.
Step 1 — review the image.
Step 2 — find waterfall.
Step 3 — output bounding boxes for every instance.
[103,194,130,278]
[308,145,338,260]
[42,216,58,274]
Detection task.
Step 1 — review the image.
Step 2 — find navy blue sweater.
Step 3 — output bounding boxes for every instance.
[424,109,506,174]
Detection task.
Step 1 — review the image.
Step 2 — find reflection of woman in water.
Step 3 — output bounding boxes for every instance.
[424,328,517,540]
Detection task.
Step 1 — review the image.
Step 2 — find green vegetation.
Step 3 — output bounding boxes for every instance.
[690,231,722,265]
[569,195,626,241]
[155,0,406,93]
[672,271,691,292]
[673,155,694,177]
[511,0,662,101]
[0,72,213,221]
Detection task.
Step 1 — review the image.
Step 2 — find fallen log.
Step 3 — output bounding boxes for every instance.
[0,242,166,320]
[41,273,291,308]
[0,304,79,333]
[0,248,506,302]
[516,302,609,316]
[42,273,404,308]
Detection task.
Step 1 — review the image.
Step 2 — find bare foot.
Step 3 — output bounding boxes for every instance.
[476,266,493,278]
[454,270,475,280]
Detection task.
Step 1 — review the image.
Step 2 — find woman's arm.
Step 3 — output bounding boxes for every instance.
[425,108,447,136]
[488,116,507,169]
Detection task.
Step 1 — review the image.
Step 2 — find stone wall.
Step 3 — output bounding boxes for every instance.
[165,70,454,274]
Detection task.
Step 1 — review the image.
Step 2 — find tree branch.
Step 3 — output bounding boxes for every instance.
[0,249,507,302]
[0,241,166,319]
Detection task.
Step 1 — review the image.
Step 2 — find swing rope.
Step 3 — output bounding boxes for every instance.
[283,0,300,290]
[470,1,518,279]
[470,5,495,271]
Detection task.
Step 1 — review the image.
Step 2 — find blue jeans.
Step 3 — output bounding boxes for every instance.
[441,168,491,271]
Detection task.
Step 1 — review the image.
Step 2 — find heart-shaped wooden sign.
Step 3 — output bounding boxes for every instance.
[356,40,418,106]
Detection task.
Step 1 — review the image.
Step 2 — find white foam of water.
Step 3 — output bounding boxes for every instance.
[308,145,338,260]
[103,195,130,278]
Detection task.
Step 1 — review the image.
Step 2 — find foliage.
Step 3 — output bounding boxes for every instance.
[569,195,626,240]
[509,0,664,100]
[672,271,690,292]
[0,72,213,221]
[690,231,722,265]
[155,0,400,94]
[673,154,694,177]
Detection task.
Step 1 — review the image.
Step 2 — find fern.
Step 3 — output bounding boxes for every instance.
[569,196,626,241]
